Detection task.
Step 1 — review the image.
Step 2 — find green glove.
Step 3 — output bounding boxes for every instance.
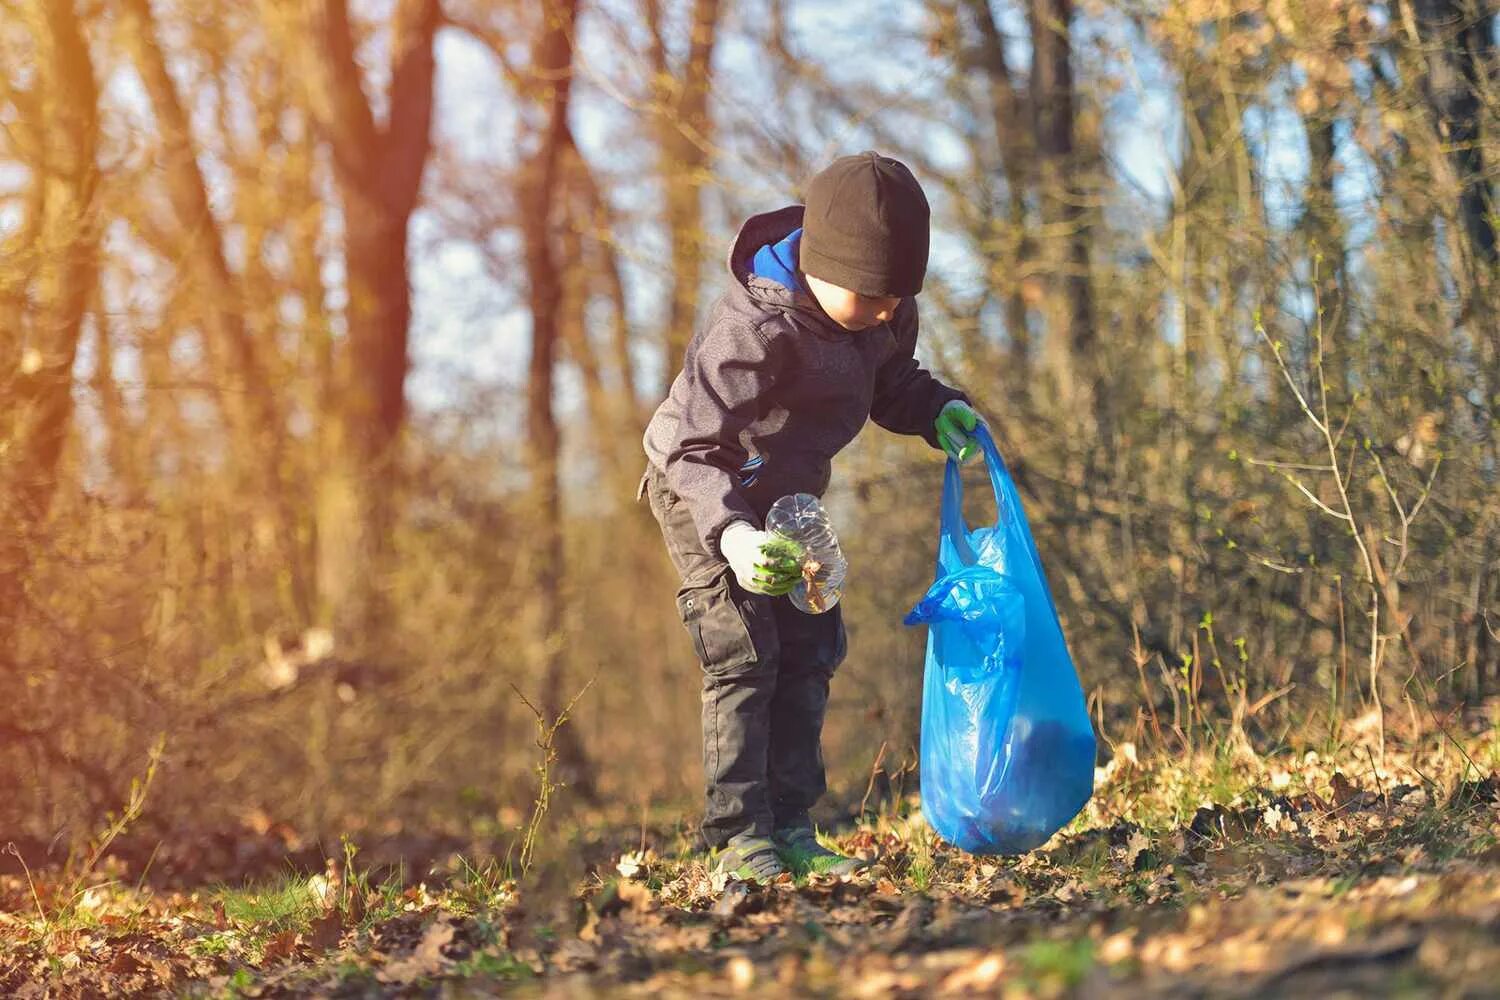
[935,400,982,464]
[720,523,806,596]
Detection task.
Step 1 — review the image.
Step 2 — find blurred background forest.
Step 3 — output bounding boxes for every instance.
[1,0,1496,858]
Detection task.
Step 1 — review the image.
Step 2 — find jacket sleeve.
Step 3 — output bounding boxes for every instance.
[665,319,783,557]
[869,298,968,448]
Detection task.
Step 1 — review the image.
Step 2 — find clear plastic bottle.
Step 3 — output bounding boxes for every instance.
[766,493,848,614]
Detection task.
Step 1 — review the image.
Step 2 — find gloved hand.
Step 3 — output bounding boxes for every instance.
[935,400,983,464]
[720,522,805,596]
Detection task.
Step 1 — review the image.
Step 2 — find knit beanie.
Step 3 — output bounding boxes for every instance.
[800,151,930,298]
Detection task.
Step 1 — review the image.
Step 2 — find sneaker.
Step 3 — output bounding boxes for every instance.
[713,835,788,884]
[773,825,870,877]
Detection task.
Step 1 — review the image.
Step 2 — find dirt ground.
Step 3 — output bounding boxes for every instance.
[3,724,1498,998]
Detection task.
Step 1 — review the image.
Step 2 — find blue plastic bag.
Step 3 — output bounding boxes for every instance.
[904,424,1095,853]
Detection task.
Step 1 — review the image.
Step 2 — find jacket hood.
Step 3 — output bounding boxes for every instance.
[726,205,844,336]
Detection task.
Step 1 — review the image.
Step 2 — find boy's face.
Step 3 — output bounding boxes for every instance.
[804,272,902,332]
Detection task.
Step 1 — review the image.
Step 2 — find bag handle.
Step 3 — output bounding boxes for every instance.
[939,422,1010,563]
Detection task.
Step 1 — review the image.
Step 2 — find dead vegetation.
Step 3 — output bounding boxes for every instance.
[2,715,1495,997]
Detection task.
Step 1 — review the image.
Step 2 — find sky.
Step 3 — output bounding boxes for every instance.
[0,0,1390,482]
[404,0,1171,414]
[402,0,1390,427]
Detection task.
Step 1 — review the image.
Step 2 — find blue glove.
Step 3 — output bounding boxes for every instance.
[935,400,983,464]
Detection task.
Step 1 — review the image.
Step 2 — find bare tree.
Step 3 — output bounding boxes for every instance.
[0,0,100,651]
[645,0,725,381]
[299,0,442,643]
[516,0,595,796]
[1028,0,1106,445]
[1413,0,1497,266]
[117,0,311,618]
[963,0,1036,386]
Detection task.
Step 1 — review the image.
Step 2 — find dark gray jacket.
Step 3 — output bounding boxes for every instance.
[643,205,967,556]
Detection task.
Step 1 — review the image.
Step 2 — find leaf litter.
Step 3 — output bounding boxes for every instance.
[1,720,1498,997]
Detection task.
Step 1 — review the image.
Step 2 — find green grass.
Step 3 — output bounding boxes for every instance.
[213,871,325,933]
[1020,937,1095,989]
[451,950,536,980]
[330,960,379,983]
[448,855,515,913]
[186,931,236,958]
[222,968,257,997]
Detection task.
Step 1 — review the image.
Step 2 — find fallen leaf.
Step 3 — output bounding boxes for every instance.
[881,898,931,949]
[939,952,1005,994]
[711,882,756,921]
[145,954,175,984]
[1261,804,1292,834]
[307,873,334,908]
[347,889,370,925]
[307,907,344,952]
[1124,830,1152,869]
[262,929,298,964]
[1099,931,1136,963]
[1330,772,1360,808]
[376,918,455,983]
[725,954,755,990]
[616,850,651,879]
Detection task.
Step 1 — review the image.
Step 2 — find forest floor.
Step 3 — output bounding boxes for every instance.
[3,710,1499,998]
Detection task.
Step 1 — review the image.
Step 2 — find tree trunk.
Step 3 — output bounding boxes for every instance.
[0,0,99,662]
[1414,0,1496,265]
[1028,0,1104,445]
[1305,115,1352,399]
[88,284,139,502]
[301,0,440,646]
[557,163,617,480]
[568,145,644,431]
[520,0,595,799]
[647,0,723,383]
[965,0,1035,392]
[120,0,309,620]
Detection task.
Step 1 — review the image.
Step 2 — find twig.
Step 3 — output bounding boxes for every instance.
[1246,683,1295,717]
[1363,745,1387,810]
[509,676,597,879]
[859,741,889,819]
[64,736,166,910]
[1255,293,1386,763]
[4,843,48,931]
[1131,624,1166,750]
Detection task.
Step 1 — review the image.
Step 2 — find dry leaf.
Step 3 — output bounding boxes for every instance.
[1125,830,1153,868]
[616,850,646,879]
[938,952,1005,994]
[1099,931,1136,963]
[1330,772,1359,808]
[307,907,344,952]
[347,889,371,925]
[725,954,755,991]
[376,918,455,983]
[262,929,298,964]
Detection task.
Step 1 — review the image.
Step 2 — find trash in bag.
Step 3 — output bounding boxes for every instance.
[904,423,1095,854]
[767,493,848,614]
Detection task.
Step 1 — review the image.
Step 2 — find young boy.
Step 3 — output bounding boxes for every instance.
[639,151,983,882]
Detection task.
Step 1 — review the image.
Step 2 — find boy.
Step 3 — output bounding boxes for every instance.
[639,151,983,882]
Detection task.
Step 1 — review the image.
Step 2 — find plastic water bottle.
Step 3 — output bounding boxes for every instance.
[767,493,848,614]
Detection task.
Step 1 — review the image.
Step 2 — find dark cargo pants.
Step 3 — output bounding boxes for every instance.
[640,464,847,849]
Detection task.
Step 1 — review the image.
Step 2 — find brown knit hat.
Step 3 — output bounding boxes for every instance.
[800,151,930,298]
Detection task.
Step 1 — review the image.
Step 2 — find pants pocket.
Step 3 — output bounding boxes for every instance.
[677,569,776,676]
